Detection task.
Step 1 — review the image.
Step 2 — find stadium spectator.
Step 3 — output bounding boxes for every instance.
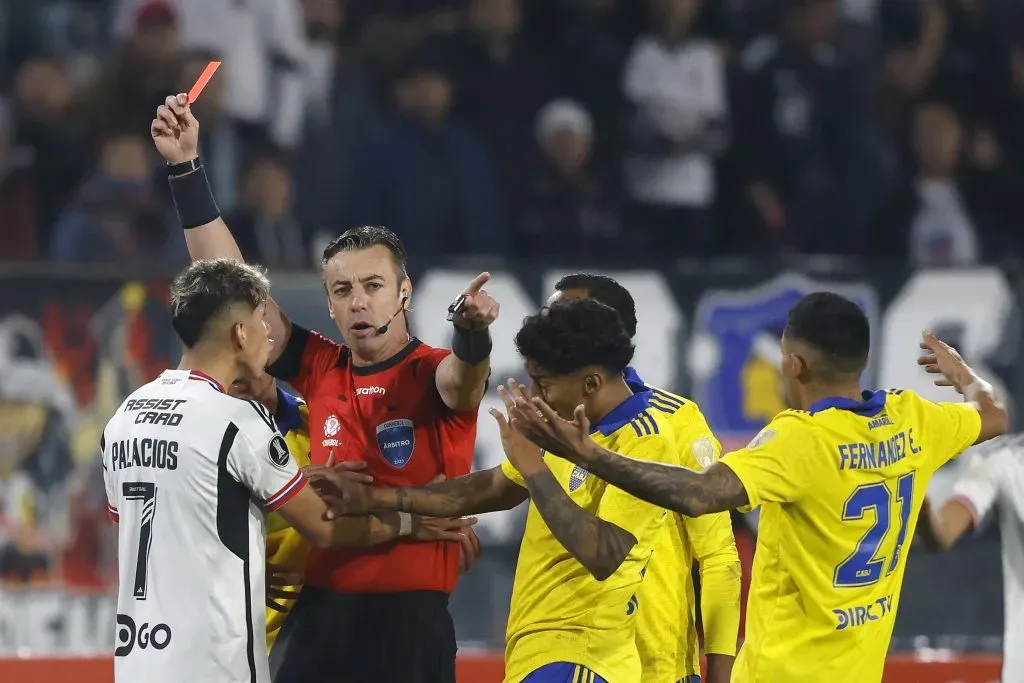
[49,134,182,265]
[734,0,885,254]
[82,0,183,140]
[536,0,637,173]
[292,0,378,245]
[0,96,38,260]
[227,155,308,269]
[450,0,557,204]
[622,0,729,255]
[339,46,507,258]
[12,57,90,246]
[868,100,1019,265]
[113,0,309,150]
[517,99,623,258]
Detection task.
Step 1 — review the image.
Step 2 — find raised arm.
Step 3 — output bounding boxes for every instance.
[434,272,498,412]
[507,395,750,518]
[151,92,292,363]
[585,452,746,518]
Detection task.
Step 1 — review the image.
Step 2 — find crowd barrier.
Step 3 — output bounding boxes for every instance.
[0,653,1003,682]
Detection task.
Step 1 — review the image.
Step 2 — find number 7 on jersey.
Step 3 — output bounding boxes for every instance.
[123,481,158,600]
[833,473,915,588]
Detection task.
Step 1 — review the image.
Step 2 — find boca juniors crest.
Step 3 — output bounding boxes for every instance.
[376,419,415,468]
[690,272,878,443]
[568,466,589,492]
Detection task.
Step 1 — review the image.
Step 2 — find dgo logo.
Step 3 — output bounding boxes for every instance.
[115,614,172,656]
[376,419,415,468]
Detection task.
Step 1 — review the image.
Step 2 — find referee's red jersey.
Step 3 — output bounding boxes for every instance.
[267,325,478,594]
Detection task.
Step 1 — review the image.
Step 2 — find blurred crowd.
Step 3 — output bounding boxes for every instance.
[3,0,1024,267]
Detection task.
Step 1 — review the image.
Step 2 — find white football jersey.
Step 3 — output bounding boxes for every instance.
[950,434,1024,682]
[102,369,304,683]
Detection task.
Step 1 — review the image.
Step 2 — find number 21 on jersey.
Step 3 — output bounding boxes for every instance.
[833,473,915,588]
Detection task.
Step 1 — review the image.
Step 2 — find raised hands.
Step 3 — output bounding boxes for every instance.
[918,329,977,394]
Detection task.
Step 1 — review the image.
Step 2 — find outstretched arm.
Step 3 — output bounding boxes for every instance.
[369,466,529,518]
[582,449,748,517]
[434,273,499,412]
[151,92,292,363]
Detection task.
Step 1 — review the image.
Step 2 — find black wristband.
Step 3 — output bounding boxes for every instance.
[167,158,220,229]
[451,325,492,365]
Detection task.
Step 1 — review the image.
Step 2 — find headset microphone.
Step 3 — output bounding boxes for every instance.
[376,295,409,335]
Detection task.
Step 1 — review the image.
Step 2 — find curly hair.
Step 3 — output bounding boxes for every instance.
[515,298,635,375]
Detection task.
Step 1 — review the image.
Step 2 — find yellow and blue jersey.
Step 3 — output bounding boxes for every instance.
[623,368,741,682]
[499,390,676,683]
[265,388,311,652]
[719,389,982,682]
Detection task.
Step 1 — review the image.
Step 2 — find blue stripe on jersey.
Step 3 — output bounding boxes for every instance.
[809,389,887,417]
[521,662,609,683]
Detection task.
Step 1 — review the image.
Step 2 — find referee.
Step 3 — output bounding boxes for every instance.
[151,93,496,683]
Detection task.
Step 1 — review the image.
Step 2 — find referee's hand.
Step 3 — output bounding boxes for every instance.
[451,272,499,330]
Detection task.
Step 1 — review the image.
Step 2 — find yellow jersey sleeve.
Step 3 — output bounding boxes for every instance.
[675,416,741,658]
[500,458,529,488]
[719,411,812,510]
[595,433,676,540]
[916,395,982,468]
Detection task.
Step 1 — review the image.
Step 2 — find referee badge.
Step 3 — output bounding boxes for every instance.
[268,434,291,467]
[376,419,415,468]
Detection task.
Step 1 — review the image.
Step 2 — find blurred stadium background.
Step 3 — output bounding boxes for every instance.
[1,0,1021,681]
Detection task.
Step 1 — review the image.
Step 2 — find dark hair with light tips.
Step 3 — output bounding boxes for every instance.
[170,259,270,348]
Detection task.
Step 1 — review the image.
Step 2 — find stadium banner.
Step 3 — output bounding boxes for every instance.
[0,264,1018,659]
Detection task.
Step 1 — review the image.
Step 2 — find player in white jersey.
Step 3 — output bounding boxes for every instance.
[103,259,475,683]
[917,433,1024,681]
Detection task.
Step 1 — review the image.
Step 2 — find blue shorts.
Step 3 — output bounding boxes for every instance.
[521,662,609,683]
[678,677,702,683]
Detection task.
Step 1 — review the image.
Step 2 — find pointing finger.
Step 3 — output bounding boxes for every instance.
[463,272,491,295]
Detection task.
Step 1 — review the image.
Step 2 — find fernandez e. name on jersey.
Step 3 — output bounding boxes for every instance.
[102,369,306,683]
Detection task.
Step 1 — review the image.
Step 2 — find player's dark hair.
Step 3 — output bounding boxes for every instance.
[169,259,270,348]
[784,292,870,375]
[321,225,409,280]
[515,299,635,376]
[554,273,638,339]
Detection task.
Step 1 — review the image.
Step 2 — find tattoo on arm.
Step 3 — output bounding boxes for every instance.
[386,467,528,517]
[522,469,637,581]
[585,451,748,517]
